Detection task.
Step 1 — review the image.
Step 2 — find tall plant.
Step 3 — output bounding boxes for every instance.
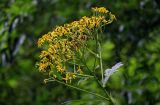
[37,7,123,104]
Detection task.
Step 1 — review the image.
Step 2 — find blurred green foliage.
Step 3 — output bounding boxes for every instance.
[0,0,160,105]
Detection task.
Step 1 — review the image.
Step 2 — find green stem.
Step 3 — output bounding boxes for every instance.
[94,30,115,105]
[47,79,109,101]
[73,56,76,73]
[98,41,104,82]
[86,47,99,58]
[78,34,114,104]
[74,73,94,78]
[80,58,115,104]
[96,30,103,82]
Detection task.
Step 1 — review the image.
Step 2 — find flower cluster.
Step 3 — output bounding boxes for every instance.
[92,7,109,14]
[37,7,115,83]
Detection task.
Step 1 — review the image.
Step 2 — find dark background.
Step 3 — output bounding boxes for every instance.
[0,0,160,105]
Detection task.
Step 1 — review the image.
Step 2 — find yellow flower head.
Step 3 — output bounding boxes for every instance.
[92,7,109,14]
[63,72,76,83]
[38,62,49,71]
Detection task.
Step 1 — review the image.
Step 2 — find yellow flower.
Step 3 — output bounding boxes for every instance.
[38,62,48,71]
[37,7,115,83]
[56,65,65,73]
[63,72,76,83]
[40,51,49,58]
[92,7,109,14]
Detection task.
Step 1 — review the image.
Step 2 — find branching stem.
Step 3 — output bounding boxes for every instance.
[46,79,110,101]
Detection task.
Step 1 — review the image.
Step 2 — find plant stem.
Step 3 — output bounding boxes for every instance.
[98,41,104,82]
[86,47,99,58]
[73,56,76,73]
[79,35,115,104]
[96,30,103,82]
[47,79,110,101]
[94,30,115,105]
[80,58,115,104]
[74,73,94,78]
